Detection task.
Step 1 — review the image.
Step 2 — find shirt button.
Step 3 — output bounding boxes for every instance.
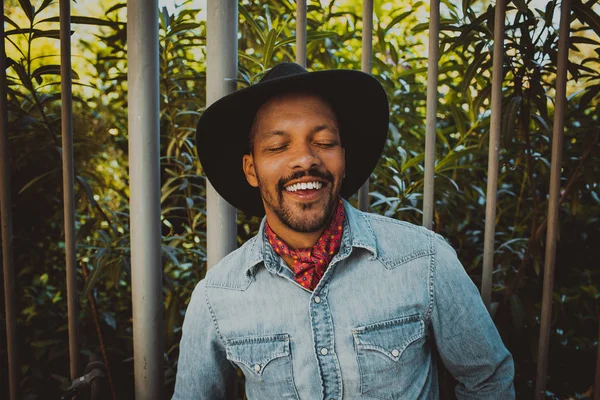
[391,349,400,357]
[320,347,328,355]
[314,296,321,303]
[254,364,261,372]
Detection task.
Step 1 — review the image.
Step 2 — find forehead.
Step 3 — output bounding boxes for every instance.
[254,92,337,127]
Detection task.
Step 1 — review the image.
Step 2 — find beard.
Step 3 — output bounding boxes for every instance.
[257,167,339,233]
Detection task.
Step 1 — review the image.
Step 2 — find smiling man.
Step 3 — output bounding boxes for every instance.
[172,63,515,399]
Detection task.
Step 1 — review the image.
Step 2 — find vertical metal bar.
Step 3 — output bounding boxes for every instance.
[358,0,374,212]
[295,0,306,67]
[481,0,506,311]
[206,0,238,270]
[422,0,440,229]
[59,0,80,380]
[127,0,164,397]
[0,0,20,397]
[535,0,571,397]
[595,325,600,400]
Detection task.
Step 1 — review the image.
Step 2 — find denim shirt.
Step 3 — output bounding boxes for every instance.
[173,200,515,399]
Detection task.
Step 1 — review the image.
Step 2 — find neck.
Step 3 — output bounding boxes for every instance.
[265,218,325,249]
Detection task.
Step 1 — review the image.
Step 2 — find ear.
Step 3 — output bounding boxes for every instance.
[242,154,259,187]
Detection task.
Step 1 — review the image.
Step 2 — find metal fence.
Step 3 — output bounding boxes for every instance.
[0,0,575,399]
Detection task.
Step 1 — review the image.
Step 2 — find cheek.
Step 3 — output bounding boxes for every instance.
[254,158,285,183]
[323,153,345,177]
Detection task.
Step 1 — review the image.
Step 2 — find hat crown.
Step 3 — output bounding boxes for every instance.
[260,62,308,83]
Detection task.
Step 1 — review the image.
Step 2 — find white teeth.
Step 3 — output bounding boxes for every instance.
[285,181,324,192]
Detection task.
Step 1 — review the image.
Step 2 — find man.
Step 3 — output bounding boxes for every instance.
[173,63,514,399]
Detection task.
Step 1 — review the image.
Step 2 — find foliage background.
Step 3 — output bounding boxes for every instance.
[1,0,600,398]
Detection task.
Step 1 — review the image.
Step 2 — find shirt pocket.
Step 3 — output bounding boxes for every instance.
[225,333,299,400]
[352,314,427,400]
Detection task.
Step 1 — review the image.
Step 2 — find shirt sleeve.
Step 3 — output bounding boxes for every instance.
[172,280,237,400]
[430,235,515,399]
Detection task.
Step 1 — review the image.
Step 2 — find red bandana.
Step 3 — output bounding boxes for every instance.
[265,198,345,291]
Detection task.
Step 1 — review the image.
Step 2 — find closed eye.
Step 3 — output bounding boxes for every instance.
[315,142,337,148]
[266,144,288,152]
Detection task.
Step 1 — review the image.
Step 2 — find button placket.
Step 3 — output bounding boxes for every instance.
[309,279,342,400]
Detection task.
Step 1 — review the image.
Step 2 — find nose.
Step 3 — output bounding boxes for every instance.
[287,142,321,170]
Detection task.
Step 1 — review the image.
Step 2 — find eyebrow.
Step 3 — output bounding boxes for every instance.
[261,124,339,138]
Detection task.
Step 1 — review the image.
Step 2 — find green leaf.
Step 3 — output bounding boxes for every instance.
[168,22,201,35]
[36,0,54,16]
[37,92,61,105]
[462,51,489,95]
[513,0,529,13]
[262,29,278,67]
[570,35,600,46]
[81,263,106,300]
[3,15,21,30]
[240,5,265,44]
[401,153,425,172]
[274,31,336,50]
[263,3,272,31]
[18,0,34,22]
[532,114,551,135]
[238,51,265,69]
[105,3,126,15]
[502,96,521,147]
[5,28,37,36]
[435,146,477,172]
[33,29,72,40]
[11,62,33,91]
[573,0,600,38]
[384,10,412,34]
[18,168,60,194]
[39,16,123,28]
[31,65,80,84]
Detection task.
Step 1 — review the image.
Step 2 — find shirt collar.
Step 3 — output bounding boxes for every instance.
[243,198,378,279]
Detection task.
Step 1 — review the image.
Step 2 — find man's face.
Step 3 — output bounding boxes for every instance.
[243,93,345,233]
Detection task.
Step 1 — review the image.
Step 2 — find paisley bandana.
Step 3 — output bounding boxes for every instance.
[265,198,345,291]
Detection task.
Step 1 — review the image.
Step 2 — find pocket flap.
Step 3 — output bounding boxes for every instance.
[352,314,424,361]
[226,333,290,375]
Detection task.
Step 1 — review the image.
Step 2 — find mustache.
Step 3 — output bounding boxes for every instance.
[277,167,334,191]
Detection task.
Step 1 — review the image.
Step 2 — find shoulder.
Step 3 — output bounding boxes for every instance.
[365,212,432,240]
[360,211,458,266]
[202,235,262,291]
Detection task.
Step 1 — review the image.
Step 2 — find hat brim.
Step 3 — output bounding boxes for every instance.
[196,69,389,217]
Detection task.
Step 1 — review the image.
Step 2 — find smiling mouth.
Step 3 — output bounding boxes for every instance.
[284,180,325,192]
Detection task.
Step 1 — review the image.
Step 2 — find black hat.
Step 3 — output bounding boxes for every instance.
[196,62,389,217]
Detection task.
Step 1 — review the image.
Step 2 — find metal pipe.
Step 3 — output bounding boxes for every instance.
[422,0,440,229]
[535,0,571,397]
[59,0,80,380]
[127,0,164,397]
[481,0,506,312]
[206,0,238,269]
[296,0,306,67]
[595,324,600,400]
[358,0,374,212]
[0,0,19,397]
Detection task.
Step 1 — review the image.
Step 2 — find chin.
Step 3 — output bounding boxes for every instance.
[290,209,329,232]
[283,197,336,232]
